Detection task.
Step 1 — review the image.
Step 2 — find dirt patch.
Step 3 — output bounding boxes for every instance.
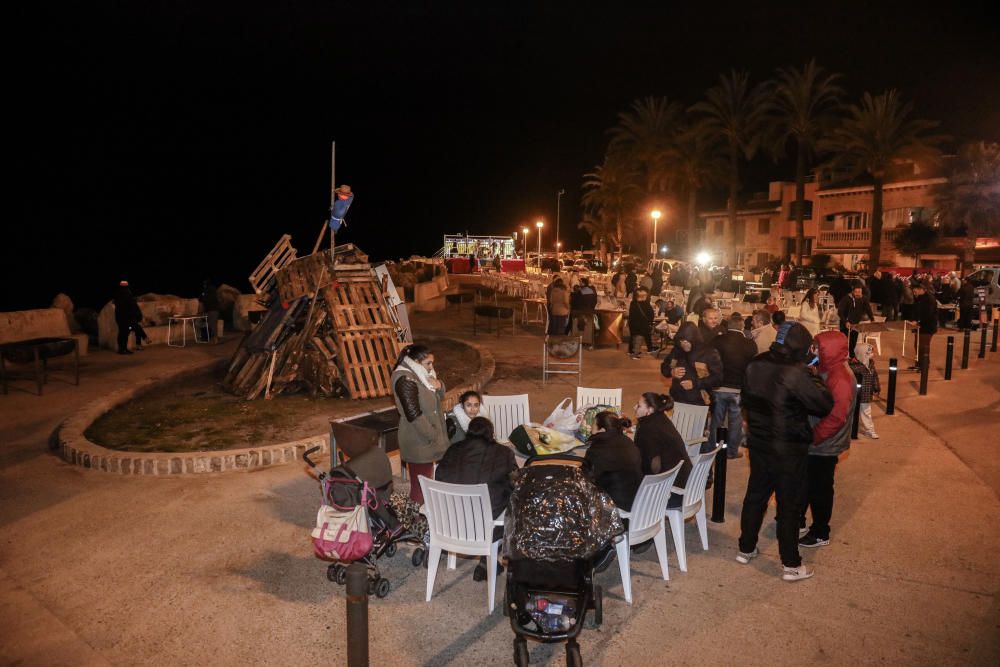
[85,337,480,452]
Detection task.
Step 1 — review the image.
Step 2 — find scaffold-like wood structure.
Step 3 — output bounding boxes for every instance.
[223,241,404,400]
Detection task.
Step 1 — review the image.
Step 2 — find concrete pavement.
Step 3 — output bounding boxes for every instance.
[1,305,998,665]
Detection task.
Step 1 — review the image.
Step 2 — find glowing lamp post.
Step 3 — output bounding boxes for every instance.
[651,209,662,259]
[536,220,544,269]
[695,251,711,266]
[522,227,529,260]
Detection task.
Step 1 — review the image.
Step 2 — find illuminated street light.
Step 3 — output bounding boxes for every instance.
[651,209,662,259]
[535,220,544,269]
[661,245,668,255]
[695,251,711,265]
[522,227,529,259]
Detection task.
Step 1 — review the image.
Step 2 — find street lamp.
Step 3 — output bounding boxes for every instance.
[651,209,662,259]
[522,227,529,260]
[535,220,544,269]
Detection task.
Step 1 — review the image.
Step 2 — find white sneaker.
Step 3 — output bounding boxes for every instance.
[799,526,809,539]
[736,547,759,564]
[782,564,815,582]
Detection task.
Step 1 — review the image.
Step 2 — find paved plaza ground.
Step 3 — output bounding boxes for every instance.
[1,297,998,666]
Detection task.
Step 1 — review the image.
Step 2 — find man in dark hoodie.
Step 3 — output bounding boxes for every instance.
[708,312,758,458]
[799,330,856,548]
[736,322,834,582]
[661,322,723,407]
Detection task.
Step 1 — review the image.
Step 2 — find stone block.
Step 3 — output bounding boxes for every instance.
[171,458,182,474]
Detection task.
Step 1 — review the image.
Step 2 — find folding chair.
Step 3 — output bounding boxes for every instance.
[542,335,583,385]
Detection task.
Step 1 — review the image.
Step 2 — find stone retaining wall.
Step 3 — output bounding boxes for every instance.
[57,336,494,476]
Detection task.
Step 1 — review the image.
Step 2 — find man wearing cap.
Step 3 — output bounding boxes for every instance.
[736,322,834,581]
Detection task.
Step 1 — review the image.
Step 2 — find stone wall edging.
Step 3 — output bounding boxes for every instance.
[57,336,494,476]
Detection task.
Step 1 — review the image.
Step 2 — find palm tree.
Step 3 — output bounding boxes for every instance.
[582,157,641,262]
[893,219,940,268]
[664,120,727,250]
[935,141,1000,268]
[824,90,947,267]
[689,70,768,247]
[577,212,615,264]
[762,60,843,264]
[608,96,683,193]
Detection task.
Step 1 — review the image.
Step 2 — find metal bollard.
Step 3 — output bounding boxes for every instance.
[993,319,999,353]
[945,336,954,380]
[851,383,862,438]
[346,563,369,667]
[919,352,929,395]
[886,358,897,415]
[711,427,728,523]
[962,330,971,369]
[979,325,987,359]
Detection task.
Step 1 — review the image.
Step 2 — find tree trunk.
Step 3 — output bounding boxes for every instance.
[794,140,807,264]
[869,177,884,268]
[687,187,698,253]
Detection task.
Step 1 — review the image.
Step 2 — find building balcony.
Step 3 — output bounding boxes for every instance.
[817,228,901,248]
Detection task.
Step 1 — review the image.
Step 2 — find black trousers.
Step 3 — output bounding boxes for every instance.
[801,456,838,540]
[739,449,807,567]
[840,324,860,355]
[116,321,131,352]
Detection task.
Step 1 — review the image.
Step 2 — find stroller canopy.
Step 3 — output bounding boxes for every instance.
[504,460,623,562]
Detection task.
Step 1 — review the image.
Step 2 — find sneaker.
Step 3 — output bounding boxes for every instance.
[863,432,880,440]
[594,546,617,573]
[907,365,919,372]
[799,533,830,549]
[630,353,641,360]
[735,547,759,564]
[798,526,810,539]
[782,564,815,581]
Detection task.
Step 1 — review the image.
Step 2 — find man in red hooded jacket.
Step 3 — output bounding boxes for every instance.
[800,331,857,548]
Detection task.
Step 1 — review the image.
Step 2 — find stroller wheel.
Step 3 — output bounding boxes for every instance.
[386,542,397,558]
[565,639,583,667]
[592,585,603,627]
[335,566,348,586]
[411,548,425,567]
[375,577,391,598]
[513,637,529,667]
[367,578,377,596]
[326,564,339,583]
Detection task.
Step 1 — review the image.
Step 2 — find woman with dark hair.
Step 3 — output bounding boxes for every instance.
[449,390,482,443]
[391,344,449,503]
[633,392,692,508]
[435,416,517,580]
[798,288,821,335]
[584,412,642,511]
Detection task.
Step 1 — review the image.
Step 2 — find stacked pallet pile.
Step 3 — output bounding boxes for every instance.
[223,241,405,400]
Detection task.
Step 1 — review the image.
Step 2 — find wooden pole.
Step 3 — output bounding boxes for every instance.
[311,141,336,256]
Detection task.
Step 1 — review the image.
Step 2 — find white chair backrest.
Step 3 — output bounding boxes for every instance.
[419,477,494,546]
[482,394,531,443]
[629,463,683,536]
[576,387,622,411]
[680,446,721,509]
[670,403,709,444]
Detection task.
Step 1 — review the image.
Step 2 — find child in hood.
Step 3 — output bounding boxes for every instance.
[849,342,881,439]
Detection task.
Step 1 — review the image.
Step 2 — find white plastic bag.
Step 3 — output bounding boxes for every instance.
[543,397,580,434]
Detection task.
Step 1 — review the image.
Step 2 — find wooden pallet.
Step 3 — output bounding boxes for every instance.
[276,252,335,302]
[249,234,297,294]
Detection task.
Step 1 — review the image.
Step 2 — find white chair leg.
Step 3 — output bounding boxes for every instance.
[653,525,670,581]
[668,511,687,572]
[487,540,500,613]
[426,544,442,602]
[615,538,632,604]
[696,506,709,551]
[447,552,457,570]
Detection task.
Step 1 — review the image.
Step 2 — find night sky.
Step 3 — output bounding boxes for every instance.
[8,1,1000,311]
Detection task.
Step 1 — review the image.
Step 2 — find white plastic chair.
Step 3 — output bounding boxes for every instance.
[419,477,505,613]
[576,386,622,412]
[864,332,883,356]
[670,403,709,458]
[482,393,531,443]
[666,446,722,572]
[614,462,683,604]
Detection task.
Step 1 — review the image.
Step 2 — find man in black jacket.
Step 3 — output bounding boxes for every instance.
[707,313,758,458]
[736,322,834,582]
[837,284,875,352]
[907,282,939,371]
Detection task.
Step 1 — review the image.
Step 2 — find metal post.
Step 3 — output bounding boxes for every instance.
[962,330,971,369]
[710,427,727,523]
[556,189,564,260]
[886,358,897,415]
[346,563,369,667]
[979,325,987,359]
[993,319,999,353]
[945,336,954,380]
[851,383,862,438]
[919,352,929,395]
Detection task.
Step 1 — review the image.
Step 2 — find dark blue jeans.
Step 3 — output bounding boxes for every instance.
[708,390,743,458]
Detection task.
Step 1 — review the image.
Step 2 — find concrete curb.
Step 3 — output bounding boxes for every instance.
[56,336,495,475]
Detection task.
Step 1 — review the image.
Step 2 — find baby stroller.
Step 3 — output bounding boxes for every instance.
[304,445,424,598]
[504,454,624,666]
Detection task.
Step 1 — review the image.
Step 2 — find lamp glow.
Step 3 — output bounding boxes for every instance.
[695,251,711,265]
[651,210,662,221]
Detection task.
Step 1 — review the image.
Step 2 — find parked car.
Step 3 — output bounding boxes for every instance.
[966,266,1000,306]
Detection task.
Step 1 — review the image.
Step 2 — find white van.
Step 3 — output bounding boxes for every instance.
[967,266,1000,306]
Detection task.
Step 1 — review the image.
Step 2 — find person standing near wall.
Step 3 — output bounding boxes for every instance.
[200,279,221,342]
